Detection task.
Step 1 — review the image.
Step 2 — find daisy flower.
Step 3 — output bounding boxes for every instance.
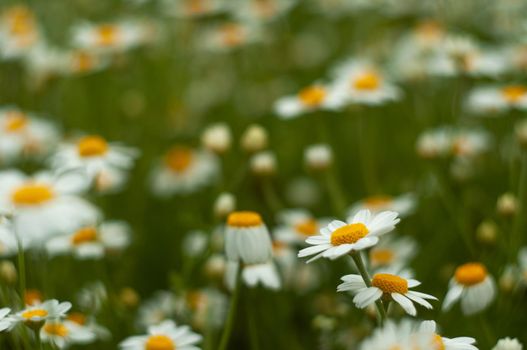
[347,193,416,218]
[0,308,11,331]
[120,320,202,350]
[329,59,401,106]
[420,320,478,350]
[443,262,496,315]
[13,299,71,325]
[337,273,436,316]
[298,209,400,263]
[71,21,147,54]
[40,320,96,349]
[46,221,131,259]
[0,170,99,247]
[466,85,527,115]
[225,260,281,291]
[225,211,273,265]
[51,135,138,188]
[150,145,219,196]
[367,235,417,270]
[0,107,60,164]
[0,5,41,59]
[274,209,326,245]
[273,83,341,119]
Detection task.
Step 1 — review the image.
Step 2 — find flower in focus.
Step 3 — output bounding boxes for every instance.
[298,209,400,263]
[338,273,436,316]
[225,211,273,264]
[150,145,219,196]
[443,262,496,315]
[120,319,202,350]
[46,221,131,259]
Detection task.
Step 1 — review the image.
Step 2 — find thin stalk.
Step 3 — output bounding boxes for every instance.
[15,234,26,308]
[324,169,347,218]
[260,178,283,213]
[217,266,242,350]
[350,252,386,325]
[511,152,527,257]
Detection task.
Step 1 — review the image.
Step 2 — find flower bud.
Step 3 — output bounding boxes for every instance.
[250,151,276,176]
[214,192,236,218]
[476,220,498,245]
[241,124,267,153]
[201,123,231,154]
[304,144,333,171]
[0,260,17,285]
[497,193,518,217]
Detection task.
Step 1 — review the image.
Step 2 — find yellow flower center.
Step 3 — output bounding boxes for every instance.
[145,335,175,350]
[97,25,118,47]
[454,262,487,286]
[77,135,109,157]
[220,24,244,47]
[67,312,86,325]
[370,248,395,266]
[433,334,445,350]
[6,6,35,36]
[22,308,48,319]
[353,71,381,91]
[227,211,263,227]
[363,195,393,210]
[43,322,68,337]
[4,111,28,132]
[71,227,98,245]
[502,85,527,103]
[294,219,318,236]
[298,86,326,107]
[12,183,54,206]
[372,273,408,294]
[330,223,369,246]
[165,146,194,173]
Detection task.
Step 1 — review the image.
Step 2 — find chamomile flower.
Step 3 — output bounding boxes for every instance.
[150,145,219,196]
[225,211,273,264]
[46,221,131,259]
[0,5,41,59]
[13,299,72,325]
[420,320,478,350]
[368,235,417,270]
[338,273,436,316]
[71,21,147,53]
[0,308,11,331]
[274,209,326,245]
[466,85,527,115]
[120,320,202,350]
[225,260,281,290]
[40,320,96,349]
[443,262,496,315]
[0,170,99,247]
[348,193,416,217]
[0,107,60,164]
[274,83,341,119]
[329,59,401,106]
[52,135,138,185]
[298,209,400,263]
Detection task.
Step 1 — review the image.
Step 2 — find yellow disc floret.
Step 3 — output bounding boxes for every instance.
[502,85,527,103]
[294,219,318,236]
[165,146,193,173]
[298,86,326,107]
[43,322,69,337]
[372,273,409,294]
[77,135,109,157]
[227,211,263,228]
[12,184,54,206]
[22,308,48,320]
[353,71,381,91]
[454,262,487,286]
[145,335,175,350]
[71,227,98,245]
[5,111,28,132]
[330,223,369,246]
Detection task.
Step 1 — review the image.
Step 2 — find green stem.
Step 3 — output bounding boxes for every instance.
[511,152,527,257]
[261,178,283,213]
[34,329,43,350]
[324,169,347,218]
[15,233,26,308]
[217,266,242,350]
[246,291,260,350]
[350,253,386,325]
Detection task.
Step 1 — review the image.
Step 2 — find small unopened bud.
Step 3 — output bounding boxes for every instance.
[204,254,225,280]
[119,287,140,308]
[304,144,333,171]
[0,260,17,285]
[201,123,231,154]
[499,266,517,293]
[214,192,236,218]
[476,220,498,244]
[240,124,268,153]
[250,151,276,176]
[497,193,518,217]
